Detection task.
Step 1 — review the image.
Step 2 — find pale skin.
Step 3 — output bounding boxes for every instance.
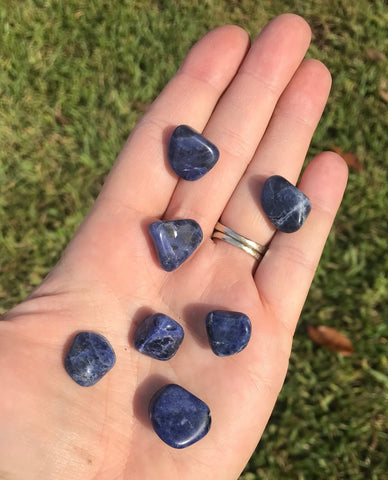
[0,14,348,480]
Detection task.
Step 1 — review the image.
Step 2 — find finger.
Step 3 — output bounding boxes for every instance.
[164,14,312,235]
[255,152,348,333]
[215,57,332,269]
[98,25,250,217]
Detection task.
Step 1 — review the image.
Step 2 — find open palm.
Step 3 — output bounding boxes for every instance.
[0,15,347,480]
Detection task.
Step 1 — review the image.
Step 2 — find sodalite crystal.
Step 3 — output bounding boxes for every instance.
[260,175,311,233]
[134,313,184,360]
[149,219,203,271]
[64,332,116,387]
[168,125,219,181]
[206,310,251,357]
[149,384,211,449]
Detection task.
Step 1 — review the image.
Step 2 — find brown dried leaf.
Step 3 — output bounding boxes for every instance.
[366,49,386,62]
[308,325,355,356]
[54,110,69,126]
[133,101,149,113]
[331,145,364,171]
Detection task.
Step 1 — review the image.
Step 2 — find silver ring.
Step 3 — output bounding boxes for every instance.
[212,222,267,262]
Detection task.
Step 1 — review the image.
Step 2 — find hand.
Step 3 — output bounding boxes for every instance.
[0,14,347,480]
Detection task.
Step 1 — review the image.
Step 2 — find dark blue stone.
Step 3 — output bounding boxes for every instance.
[64,332,116,387]
[149,219,203,271]
[206,310,251,357]
[168,125,219,181]
[260,175,311,233]
[149,384,211,449]
[134,313,184,360]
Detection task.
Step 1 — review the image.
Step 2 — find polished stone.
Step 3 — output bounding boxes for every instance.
[149,384,211,449]
[206,310,251,356]
[134,313,184,360]
[168,125,219,181]
[64,332,116,387]
[260,175,311,233]
[149,219,203,271]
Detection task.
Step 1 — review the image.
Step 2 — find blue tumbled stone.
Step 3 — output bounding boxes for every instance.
[260,175,311,233]
[134,313,184,360]
[149,384,211,449]
[64,332,116,387]
[206,310,251,357]
[168,125,219,181]
[149,219,203,271]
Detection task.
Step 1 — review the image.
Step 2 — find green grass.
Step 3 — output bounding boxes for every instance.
[1,1,387,478]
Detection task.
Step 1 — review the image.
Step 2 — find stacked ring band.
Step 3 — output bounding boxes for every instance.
[212,222,267,262]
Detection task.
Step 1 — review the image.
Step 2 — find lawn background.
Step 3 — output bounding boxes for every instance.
[0,1,387,479]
